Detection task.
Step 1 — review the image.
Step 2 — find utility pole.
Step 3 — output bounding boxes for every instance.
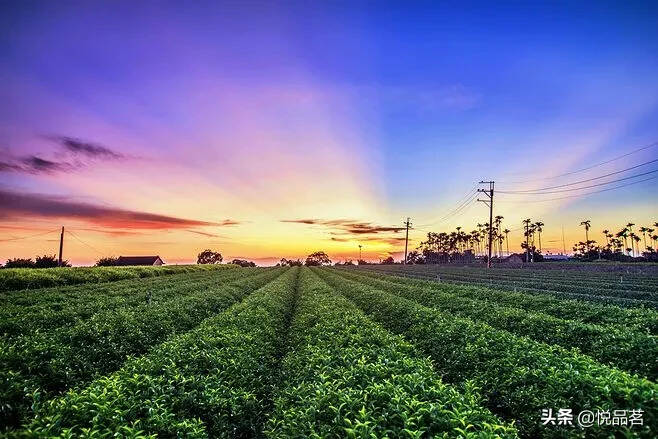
[403,217,412,264]
[58,226,64,267]
[358,244,362,261]
[523,219,531,263]
[562,225,566,255]
[477,181,494,268]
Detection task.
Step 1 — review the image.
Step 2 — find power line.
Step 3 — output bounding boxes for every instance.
[66,230,106,255]
[0,228,59,242]
[495,174,658,203]
[498,168,658,195]
[498,158,658,193]
[497,140,658,183]
[429,191,479,225]
[419,185,477,227]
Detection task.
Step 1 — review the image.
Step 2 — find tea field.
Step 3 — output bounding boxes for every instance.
[1,265,656,438]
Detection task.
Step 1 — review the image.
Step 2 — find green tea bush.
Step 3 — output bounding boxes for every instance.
[0,264,235,292]
[317,268,658,438]
[17,268,299,438]
[337,269,658,379]
[363,266,658,307]
[266,269,517,438]
[1,268,250,339]
[352,268,658,333]
[0,268,285,429]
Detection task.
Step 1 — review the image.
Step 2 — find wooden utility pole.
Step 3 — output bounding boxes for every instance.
[58,226,64,267]
[562,224,566,254]
[477,181,495,268]
[403,218,412,264]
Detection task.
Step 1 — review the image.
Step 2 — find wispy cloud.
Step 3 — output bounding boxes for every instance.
[185,229,223,238]
[55,136,125,159]
[0,156,74,174]
[0,189,237,230]
[330,235,407,245]
[281,218,406,235]
[0,135,127,175]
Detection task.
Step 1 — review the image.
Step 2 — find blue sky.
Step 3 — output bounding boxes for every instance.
[1,1,657,263]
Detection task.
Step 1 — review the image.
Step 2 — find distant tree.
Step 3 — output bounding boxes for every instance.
[4,258,36,268]
[580,220,591,246]
[357,259,368,265]
[277,258,302,267]
[626,223,636,256]
[534,221,544,253]
[95,256,118,266]
[305,251,331,266]
[231,259,257,267]
[197,249,223,264]
[406,251,424,264]
[35,255,70,268]
[303,251,330,266]
[503,228,511,255]
[381,256,395,265]
[572,241,600,261]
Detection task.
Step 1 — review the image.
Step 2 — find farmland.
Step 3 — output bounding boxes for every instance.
[0,264,235,292]
[1,265,657,437]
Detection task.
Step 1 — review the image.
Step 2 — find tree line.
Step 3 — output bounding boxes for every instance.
[574,221,658,262]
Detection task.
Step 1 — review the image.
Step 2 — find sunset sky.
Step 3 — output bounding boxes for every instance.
[1,1,657,265]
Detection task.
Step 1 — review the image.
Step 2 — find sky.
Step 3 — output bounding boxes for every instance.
[1,0,657,265]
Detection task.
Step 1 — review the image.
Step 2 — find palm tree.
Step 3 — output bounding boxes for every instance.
[503,228,510,255]
[522,218,532,262]
[626,223,635,256]
[633,235,641,257]
[640,227,650,252]
[580,220,591,250]
[617,228,630,256]
[534,221,544,253]
[494,215,504,257]
[602,229,610,249]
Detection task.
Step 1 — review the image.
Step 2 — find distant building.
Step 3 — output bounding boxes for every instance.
[115,256,164,266]
[503,254,524,265]
[543,253,570,261]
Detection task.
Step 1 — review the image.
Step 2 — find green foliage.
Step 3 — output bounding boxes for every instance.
[3,258,36,268]
[365,265,658,307]
[34,255,70,268]
[304,251,331,266]
[18,268,299,437]
[4,264,657,438]
[196,249,223,264]
[0,264,233,292]
[266,269,516,438]
[316,268,658,438]
[354,268,658,334]
[337,269,658,379]
[0,268,284,429]
[231,258,257,267]
[94,256,118,266]
[0,268,251,340]
[277,258,302,266]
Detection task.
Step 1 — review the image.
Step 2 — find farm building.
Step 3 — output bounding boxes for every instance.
[115,256,164,266]
[503,254,524,265]
[544,253,570,261]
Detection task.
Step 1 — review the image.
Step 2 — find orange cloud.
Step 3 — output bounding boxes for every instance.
[0,189,238,230]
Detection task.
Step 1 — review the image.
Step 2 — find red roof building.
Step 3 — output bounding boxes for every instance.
[115,256,164,266]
